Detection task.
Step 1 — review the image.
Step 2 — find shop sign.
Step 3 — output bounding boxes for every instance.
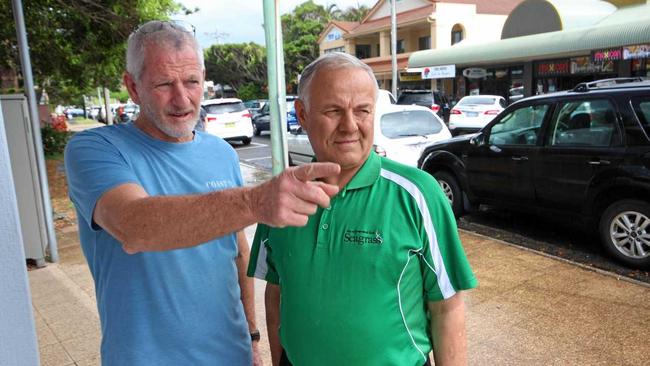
[462,68,487,79]
[623,44,650,60]
[421,65,456,79]
[536,60,570,76]
[570,56,614,74]
[400,73,422,82]
[592,48,622,62]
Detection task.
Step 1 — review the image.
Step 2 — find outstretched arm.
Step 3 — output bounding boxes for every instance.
[428,293,468,366]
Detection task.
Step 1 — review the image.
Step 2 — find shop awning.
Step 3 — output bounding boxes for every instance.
[408,4,650,68]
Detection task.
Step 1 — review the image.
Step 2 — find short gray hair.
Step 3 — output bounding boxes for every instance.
[126,20,204,81]
[297,52,378,108]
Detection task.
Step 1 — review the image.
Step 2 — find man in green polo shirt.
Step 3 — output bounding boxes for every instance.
[248,52,477,366]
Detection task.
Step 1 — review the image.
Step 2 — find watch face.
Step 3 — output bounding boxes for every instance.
[250,330,261,342]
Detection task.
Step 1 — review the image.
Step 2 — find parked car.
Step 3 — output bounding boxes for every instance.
[64,107,85,120]
[243,99,267,118]
[509,86,525,104]
[397,89,450,122]
[448,95,507,136]
[417,77,650,268]
[201,98,253,145]
[252,97,299,135]
[287,103,452,167]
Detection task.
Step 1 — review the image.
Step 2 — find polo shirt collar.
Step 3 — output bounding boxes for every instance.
[343,151,381,192]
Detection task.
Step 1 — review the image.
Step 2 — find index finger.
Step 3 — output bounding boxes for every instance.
[292,162,340,182]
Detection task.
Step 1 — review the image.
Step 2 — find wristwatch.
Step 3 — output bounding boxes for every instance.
[250,330,261,342]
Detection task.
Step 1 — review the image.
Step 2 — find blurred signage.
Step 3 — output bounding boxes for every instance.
[421,65,456,79]
[623,44,650,60]
[400,73,422,82]
[462,68,487,79]
[494,69,508,79]
[536,60,570,76]
[570,56,614,74]
[592,48,622,62]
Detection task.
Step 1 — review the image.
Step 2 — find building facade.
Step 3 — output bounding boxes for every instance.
[408,0,650,103]
[318,0,522,96]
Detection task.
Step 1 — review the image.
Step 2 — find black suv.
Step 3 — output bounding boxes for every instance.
[417,78,650,268]
[397,89,451,122]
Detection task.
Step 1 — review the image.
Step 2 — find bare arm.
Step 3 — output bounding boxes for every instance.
[236,231,262,366]
[94,163,340,253]
[428,293,468,366]
[265,283,282,366]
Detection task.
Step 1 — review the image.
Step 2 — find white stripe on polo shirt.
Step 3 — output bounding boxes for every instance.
[379,168,456,299]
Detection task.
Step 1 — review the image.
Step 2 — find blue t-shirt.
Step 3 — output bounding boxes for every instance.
[64,123,251,366]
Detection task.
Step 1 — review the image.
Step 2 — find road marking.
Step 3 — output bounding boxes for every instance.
[245,156,272,162]
[236,143,268,151]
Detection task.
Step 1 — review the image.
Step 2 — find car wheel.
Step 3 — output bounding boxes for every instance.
[253,123,261,136]
[599,200,650,269]
[432,171,463,217]
[242,137,252,145]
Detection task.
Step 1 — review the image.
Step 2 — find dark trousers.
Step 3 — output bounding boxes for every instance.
[280,351,432,366]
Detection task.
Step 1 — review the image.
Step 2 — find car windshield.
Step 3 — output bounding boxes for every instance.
[458,97,497,105]
[379,110,443,138]
[397,93,431,105]
[204,102,246,114]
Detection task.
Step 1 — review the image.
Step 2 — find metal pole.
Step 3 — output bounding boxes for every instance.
[11,0,59,262]
[263,0,288,175]
[391,0,398,97]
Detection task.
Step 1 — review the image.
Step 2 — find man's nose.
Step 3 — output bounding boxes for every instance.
[338,110,358,132]
[170,82,191,106]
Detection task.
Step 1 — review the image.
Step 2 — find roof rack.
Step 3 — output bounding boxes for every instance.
[573,77,646,92]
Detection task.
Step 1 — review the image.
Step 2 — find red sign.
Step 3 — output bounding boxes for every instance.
[592,48,622,62]
[536,60,570,76]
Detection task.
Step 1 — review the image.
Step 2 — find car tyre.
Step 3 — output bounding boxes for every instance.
[432,171,463,218]
[242,137,252,145]
[253,123,261,136]
[599,199,650,269]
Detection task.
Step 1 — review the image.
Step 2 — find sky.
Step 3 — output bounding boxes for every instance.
[176,1,377,48]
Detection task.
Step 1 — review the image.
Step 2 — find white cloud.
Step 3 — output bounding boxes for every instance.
[176,0,377,48]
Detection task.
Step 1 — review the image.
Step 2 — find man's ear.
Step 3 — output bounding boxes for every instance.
[295,99,308,131]
[123,72,141,105]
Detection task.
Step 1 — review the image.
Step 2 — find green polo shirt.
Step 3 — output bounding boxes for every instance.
[248,152,477,366]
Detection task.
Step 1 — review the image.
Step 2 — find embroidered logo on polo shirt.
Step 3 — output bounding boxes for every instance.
[343,229,383,245]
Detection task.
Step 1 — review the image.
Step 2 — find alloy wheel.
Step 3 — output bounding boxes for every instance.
[609,210,650,259]
[439,180,454,205]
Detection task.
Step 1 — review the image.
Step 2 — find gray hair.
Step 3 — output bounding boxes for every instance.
[126,20,204,81]
[297,52,378,109]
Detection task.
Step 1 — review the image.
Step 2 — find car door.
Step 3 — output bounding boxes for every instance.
[465,103,551,204]
[534,98,625,213]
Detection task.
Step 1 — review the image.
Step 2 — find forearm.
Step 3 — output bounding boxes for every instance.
[429,293,468,366]
[265,284,282,366]
[236,232,257,331]
[106,186,257,253]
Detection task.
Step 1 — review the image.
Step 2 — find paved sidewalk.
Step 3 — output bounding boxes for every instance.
[28,164,650,366]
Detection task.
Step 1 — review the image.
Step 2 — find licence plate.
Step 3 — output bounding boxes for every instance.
[225,122,236,128]
[466,112,478,117]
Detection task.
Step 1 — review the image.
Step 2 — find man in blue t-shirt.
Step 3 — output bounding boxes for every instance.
[64,20,340,366]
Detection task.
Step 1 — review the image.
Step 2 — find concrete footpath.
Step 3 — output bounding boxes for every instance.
[29,163,650,366]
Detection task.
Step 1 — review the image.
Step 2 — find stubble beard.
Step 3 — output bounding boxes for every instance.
[143,103,198,139]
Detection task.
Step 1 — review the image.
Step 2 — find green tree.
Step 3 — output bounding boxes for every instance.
[281,1,331,90]
[0,0,190,105]
[338,4,370,22]
[204,42,267,95]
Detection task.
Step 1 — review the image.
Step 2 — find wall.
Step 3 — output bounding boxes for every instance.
[370,0,430,19]
[0,102,40,365]
[434,3,508,49]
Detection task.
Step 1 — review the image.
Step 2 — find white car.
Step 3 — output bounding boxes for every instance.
[287,103,451,167]
[448,95,506,135]
[201,98,254,145]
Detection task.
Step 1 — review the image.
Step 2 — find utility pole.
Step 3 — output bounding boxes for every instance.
[390,0,398,97]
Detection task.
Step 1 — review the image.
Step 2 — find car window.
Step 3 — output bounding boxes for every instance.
[397,93,431,105]
[546,99,620,147]
[632,98,650,138]
[458,97,497,105]
[204,102,246,114]
[379,110,443,139]
[488,104,549,146]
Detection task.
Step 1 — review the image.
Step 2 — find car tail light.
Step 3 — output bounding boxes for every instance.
[207,117,217,123]
[450,109,461,115]
[373,144,386,157]
[484,110,500,115]
[430,104,441,112]
[242,113,252,118]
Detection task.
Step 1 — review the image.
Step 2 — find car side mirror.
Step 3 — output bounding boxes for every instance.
[470,132,485,146]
